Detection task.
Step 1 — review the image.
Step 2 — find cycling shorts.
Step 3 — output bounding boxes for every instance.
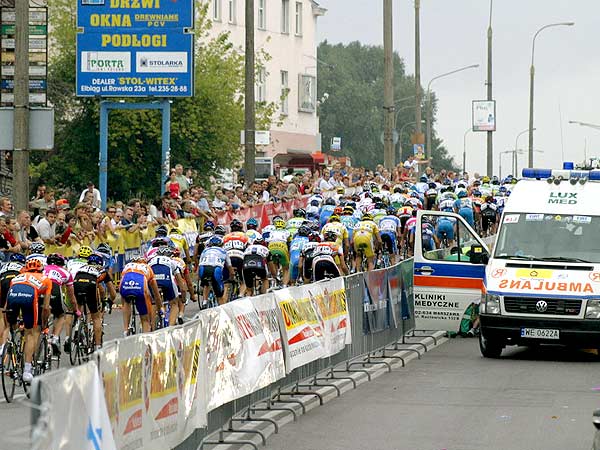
[380,231,397,254]
[268,241,290,268]
[120,272,152,316]
[312,256,340,282]
[353,232,375,258]
[0,272,18,310]
[198,265,225,299]
[229,256,244,278]
[49,281,67,318]
[458,208,475,228]
[242,257,268,287]
[422,237,435,252]
[6,284,41,329]
[75,280,101,315]
[289,250,302,280]
[436,220,455,240]
[303,257,315,281]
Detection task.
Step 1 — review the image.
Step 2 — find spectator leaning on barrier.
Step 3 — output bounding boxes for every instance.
[79,181,102,210]
[16,210,40,251]
[36,208,57,245]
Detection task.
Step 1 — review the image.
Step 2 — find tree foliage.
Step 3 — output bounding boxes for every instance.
[317,41,458,171]
[35,1,276,201]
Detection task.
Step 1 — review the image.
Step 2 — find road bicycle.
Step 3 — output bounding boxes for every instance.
[69,308,94,366]
[1,318,26,402]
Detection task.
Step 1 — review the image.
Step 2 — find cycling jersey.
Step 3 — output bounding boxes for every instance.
[195,231,214,257]
[379,215,401,254]
[7,272,52,329]
[198,247,230,299]
[353,220,379,258]
[0,262,24,309]
[340,215,358,242]
[312,242,343,281]
[44,264,74,317]
[169,233,189,256]
[266,229,291,268]
[289,236,309,280]
[223,232,249,260]
[120,262,155,316]
[67,258,88,276]
[245,229,261,244]
[300,242,318,281]
[149,255,180,302]
[322,222,348,246]
[438,198,455,212]
[319,205,335,228]
[421,223,436,252]
[75,265,112,315]
[436,217,456,240]
[242,244,270,287]
[286,217,305,236]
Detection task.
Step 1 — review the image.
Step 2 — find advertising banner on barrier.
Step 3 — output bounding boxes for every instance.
[387,263,403,329]
[32,361,117,450]
[400,259,415,329]
[203,295,285,411]
[305,278,351,356]
[363,269,390,333]
[274,285,325,372]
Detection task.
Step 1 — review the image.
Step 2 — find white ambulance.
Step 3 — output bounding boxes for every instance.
[415,165,600,357]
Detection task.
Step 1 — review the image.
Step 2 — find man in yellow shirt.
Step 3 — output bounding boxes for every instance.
[352,212,382,272]
[321,215,349,256]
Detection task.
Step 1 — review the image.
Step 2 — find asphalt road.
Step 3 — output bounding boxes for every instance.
[263,338,600,450]
[0,302,203,450]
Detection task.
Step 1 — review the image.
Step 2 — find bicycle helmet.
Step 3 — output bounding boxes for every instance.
[362,213,373,221]
[24,258,43,272]
[386,206,396,215]
[457,190,468,198]
[293,208,306,218]
[371,185,380,194]
[157,246,174,257]
[374,201,386,210]
[325,198,336,206]
[328,215,341,223]
[254,236,267,247]
[151,237,171,248]
[273,216,286,229]
[77,246,95,259]
[323,230,337,242]
[30,242,46,254]
[96,242,113,256]
[88,253,104,266]
[207,235,223,247]
[9,253,25,263]
[47,253,66,267]
[482,176,490,184]
[297,225,310,237]
[308,231,322,243]
[246,217,258,230]
[343,205,355,215]
[170,227,182,235]
[419,175,428,183]
[336,186,345,194]
[215,225,227,236]
[410,191,420,199]
[155,224,169,237]
[309,221,320,232]
[472,189,482,197]
[204,221,215,231]
[310,199,320,207]
[230,218,243,232]
[130,253,147,264]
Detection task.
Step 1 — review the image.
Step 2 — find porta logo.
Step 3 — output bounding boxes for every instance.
[548,192,577,205]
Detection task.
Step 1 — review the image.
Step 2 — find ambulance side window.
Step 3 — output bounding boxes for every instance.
[421,214,452,261]
[457,221,483,262]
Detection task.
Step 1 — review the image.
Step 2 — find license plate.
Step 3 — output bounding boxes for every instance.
[520,328,560,339]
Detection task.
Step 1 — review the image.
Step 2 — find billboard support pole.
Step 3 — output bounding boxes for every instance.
[98,101,171,210]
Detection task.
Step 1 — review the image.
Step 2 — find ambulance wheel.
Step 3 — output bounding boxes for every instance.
[479,331,503,358]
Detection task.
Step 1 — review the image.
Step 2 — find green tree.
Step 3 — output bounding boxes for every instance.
[317,41,458,172]
[35,1,276,201]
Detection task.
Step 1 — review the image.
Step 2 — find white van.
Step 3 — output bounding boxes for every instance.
[415,166,600,357]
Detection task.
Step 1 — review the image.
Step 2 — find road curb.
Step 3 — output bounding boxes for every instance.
[200,331,448,450]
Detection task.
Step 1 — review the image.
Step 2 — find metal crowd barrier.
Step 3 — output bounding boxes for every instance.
[30,258,418,450]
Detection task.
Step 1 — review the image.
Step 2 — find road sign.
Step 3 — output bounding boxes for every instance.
[1,79,46,90]
[0,24,47,35]
[330,136,341,151]
[240,130,270,146]
[76,0,194,97]
[472,100,496,132]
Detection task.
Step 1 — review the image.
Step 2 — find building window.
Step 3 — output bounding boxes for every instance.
[295,1,302,35]
[281,70,289,115]
[258,0,266,30]
[228,0,236,23]
[257,68,267,103]
[281,0,290,34]
[298,74,315,112]
[212,0,221,21]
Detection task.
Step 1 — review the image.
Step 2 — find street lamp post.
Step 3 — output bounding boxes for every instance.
[463,127,471,175]
[398,120,426,162]
[515,127,533,174]
[528,22,574,168]
[426,64,479,163]
[486,0,494,177]
[569,120,600,131]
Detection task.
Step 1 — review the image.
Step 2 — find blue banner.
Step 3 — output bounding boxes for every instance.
[77,0,194,29]
[76,31,193,97]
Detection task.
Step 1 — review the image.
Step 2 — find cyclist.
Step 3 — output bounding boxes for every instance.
[149,224,174,249]
[68,245,93,274]
[424,182,439,210]
[266,216,291,287]
[222,219,249,298]
[480,195,499,236]
[389,186,405,210]
[242,236,270,294]
[353,212,382,272]
[421,217,440,252]
[286,208,306,237]
[171,247,196,322]
[298,231,321,284]
[312,230,349,281]
[74,253,117,349]
[96,243,116,313]
[454,190,475,228]
[120,254,162,334]
[169,227,191,266]
[371,201,387,224]
[322,214,349,254]
[193,221,216,269]
[289,225,310,284]
[26,241,47,266]
[245,217,261,243]
[319,198,336,228]
[0,253,25,363]
[149,246,187,326]
[214,225,227,237]
[378,207,402,265]
[44,253,79,355]
[5,259,52,382]
[198,236,233,308]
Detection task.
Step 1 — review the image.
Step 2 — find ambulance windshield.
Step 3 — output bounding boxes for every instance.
[494,213,600,263]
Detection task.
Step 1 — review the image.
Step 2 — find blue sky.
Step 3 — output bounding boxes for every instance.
[317,0,600,176]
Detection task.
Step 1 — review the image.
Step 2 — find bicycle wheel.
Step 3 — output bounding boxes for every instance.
[34,336,49,375]
[1,342,17,403]
[69,322,81,366]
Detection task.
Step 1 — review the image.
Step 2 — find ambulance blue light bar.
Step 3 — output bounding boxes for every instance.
[521,168,600,181]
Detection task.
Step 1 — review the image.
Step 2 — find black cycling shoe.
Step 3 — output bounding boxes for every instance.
[63,338,72,353]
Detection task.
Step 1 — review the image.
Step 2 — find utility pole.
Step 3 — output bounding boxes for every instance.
[243,0,256,186]
[383,0,394,170]
[13,0,29,211]
[414,0,422,165]
[486,0,493,177]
